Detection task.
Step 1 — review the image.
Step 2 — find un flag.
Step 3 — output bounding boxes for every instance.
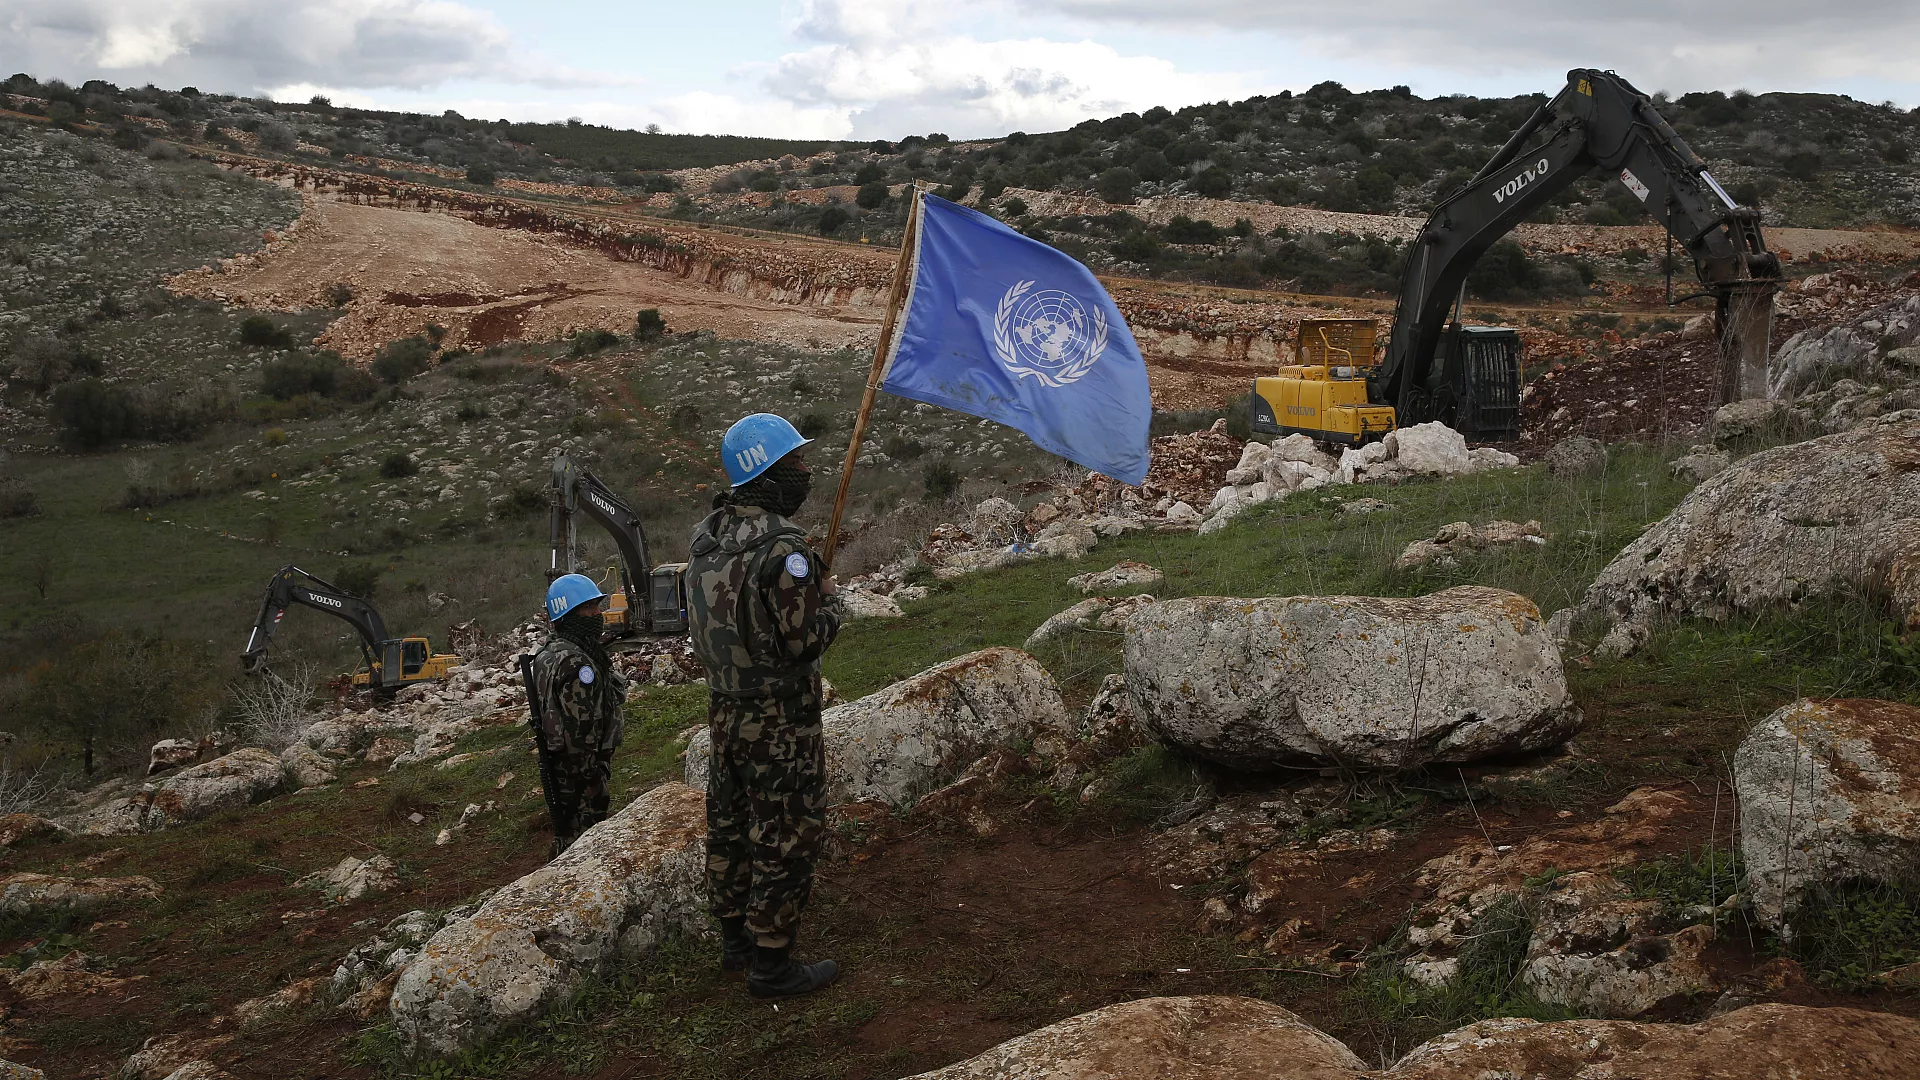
[879,194,1151,486]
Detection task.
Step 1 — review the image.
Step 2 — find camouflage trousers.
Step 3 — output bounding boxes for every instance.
[543,747,612,856]
[705,684,826,949]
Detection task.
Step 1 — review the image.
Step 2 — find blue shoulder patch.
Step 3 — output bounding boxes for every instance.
[577,665,596,685]
[784,552,810,580]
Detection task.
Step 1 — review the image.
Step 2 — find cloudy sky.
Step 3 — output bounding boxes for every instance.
[2,0,1912,138]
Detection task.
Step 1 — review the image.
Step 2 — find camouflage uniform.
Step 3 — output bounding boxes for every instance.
[531,633,628,853]
[687,503,841,949]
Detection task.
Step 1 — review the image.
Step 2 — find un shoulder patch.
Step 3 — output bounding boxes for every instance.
[784,552,811,580]
[578,665,596,685]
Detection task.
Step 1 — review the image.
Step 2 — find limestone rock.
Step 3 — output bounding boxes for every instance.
[1395,520,1546,569]
[899,995,1366,1080]
[1710,397,1798,446]
[298,855,399,904]
[0,814,65,848]
[837,588,903,620]
[1519,871,1718,1017]
[0,1059,44,1079]
[1024,594,1155,649]
[1069,560,1164,594]
[1734,698,1920,929]
[1669,444,1733,482]
[389,782,708,1057]
[1165,500,1200,523]
[1032,518,1097,559]
[1224,441,1274,485]
[1544,435,1607,476]
[686,648,1071,809]
[1769,292,1920,398]
[1125,587,1578,770]
[1467,446,1520,471]
[1579,415,1920,653]
[147,738,205,776]
[4,949,144,1000]
[1389,1003,1920,1080]
[77,748,286,836]
[1391,422,1473,476]
[0,873,160,912]
[280,742,337,788]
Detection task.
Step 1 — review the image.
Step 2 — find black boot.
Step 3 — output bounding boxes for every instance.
[719,916,754,977]
[747,944,839,999]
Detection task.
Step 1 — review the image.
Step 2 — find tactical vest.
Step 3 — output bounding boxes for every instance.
[531,634,627,754]
[686,508,816,699]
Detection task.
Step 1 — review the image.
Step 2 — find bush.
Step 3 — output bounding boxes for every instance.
[634,308,668,341]
[331,561,383,598]
[853,162,885,185]
[325,282,354,308]
[923,459,961,500]
[257,122,296,152]
[238,316,295,349]
[260,351,348,400]
[1782,151,1822,181]
[881,434,925,460]
[379,452,418,478]
[855,181,891,209]
[492,484,546,520]
[1164,215,1224,244]
[1096,166,1138,204]
[334,366,379,403]
[50,379,134,447]
[795,413,830,438]
[466,162,497,186]
[372,337,433,384]
[1190,168,1233,198]
[998,196,1028,218]
[6,335,97,394]
[816,206,850,236]
[11,631,222,775]
[0,477,40,519]
[569,328,621,357]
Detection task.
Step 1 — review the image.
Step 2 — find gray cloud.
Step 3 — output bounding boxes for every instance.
[0,0,516,94]
[1042,0,1920,97]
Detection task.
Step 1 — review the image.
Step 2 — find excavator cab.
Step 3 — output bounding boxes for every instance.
[351,636,457,689]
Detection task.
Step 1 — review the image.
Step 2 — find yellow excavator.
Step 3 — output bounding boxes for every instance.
[548,455,687,648]
[240,565,460,692]
[1252,319,1397,446]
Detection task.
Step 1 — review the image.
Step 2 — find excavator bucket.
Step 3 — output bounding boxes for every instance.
[1716,282,1778,403]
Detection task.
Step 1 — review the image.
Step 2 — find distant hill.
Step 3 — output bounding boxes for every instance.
[502,123,838,173]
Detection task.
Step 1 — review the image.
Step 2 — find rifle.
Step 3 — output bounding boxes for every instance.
[519,653,569,839]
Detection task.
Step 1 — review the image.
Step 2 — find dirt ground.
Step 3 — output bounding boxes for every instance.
[168,193,883,358]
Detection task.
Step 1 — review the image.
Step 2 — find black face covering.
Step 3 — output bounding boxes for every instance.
[730,461,811,517]
[554,608,612,671]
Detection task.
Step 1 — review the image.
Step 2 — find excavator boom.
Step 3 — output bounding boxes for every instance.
[241,565,455,691]
[1375,68,1782,433]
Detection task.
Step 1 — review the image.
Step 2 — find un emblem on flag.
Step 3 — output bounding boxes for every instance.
[992,279,1108,388]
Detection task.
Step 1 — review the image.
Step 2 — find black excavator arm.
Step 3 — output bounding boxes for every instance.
[1375,68,1782,431]
[549,454,664,634]
[241,564,392,680]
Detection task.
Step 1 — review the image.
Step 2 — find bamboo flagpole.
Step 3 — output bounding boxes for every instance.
[821,184,925,567]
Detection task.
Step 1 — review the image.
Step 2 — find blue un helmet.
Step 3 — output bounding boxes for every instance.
[721,413,811,486]
[545,573,607,621]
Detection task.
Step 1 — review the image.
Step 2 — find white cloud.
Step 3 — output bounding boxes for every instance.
[0,0,591,94]
[760,0,1264,139]
[1038,0,1920,98]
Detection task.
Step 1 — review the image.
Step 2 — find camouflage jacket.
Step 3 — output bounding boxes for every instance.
[686,503,841,698]
[531,634,628,756]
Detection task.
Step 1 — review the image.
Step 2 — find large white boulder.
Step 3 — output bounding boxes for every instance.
[684,648,1071,809]
[389,782,708,1057]
[1124,586,1578,770]
[76,748,287,836]
[1390,422,1473,475]
[900,996,1366,1080]
[1579,414,1920,654]
[1024,595,1155,649]
[1734,698,1920,930]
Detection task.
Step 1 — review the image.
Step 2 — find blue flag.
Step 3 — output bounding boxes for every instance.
[878,193,1152,486]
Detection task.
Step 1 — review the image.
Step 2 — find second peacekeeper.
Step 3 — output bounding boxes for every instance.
[686,413,843,999]
[530,574,629,857]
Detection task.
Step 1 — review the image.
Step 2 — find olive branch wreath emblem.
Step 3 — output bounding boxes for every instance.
[992,279,1107,388]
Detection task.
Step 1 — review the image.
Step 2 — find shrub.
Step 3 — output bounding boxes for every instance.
[0,477,40,519]
[262,427,289,447]
[238,316,295,349]
[331,561,383,598]
[569,328,621,357]
[379,452,418,478]
[671,403,701,431]
[1096,166,1138,204]
[334,367,379,403]
[492,484,546,519]
[816,206,850,236]
[1164,215,1224,244]
[853,162,885,184]
[466,163,497,186]
[998,196,1028,218]
[1190,168,1233,198]
[1112,231,1160,262]
[923,459,961,500]
[634,308,668,342]
[856,181,890,209]
[881,434,925,460]
[795,413,830,438]
[325,282,354,308]
[12,631,223,774]
[257,122,297,152]
[6,335,96,394]
[372,337,433,384]
[260,351,347,399]
[1781,151,1822,181]
[50,379,134,447]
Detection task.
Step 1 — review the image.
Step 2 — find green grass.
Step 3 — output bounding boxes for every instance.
[1617,846,1744,912]
[1780,878,1920,990]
